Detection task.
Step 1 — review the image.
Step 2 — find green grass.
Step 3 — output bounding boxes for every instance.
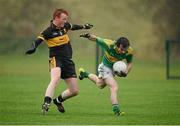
[0,54,180,125]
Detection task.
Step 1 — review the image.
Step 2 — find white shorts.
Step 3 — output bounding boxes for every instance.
[98,63,114,79]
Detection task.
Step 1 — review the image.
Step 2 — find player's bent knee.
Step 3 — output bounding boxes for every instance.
[111,86,118,92]
[96,80,105,89]
[97,85,104,89]
[97,82,106,89]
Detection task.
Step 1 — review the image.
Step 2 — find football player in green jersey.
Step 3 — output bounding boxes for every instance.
[79,33,133,116]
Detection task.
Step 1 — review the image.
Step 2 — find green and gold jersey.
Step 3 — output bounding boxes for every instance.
[96,37,133,68]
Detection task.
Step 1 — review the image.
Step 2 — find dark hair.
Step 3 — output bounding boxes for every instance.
[116,37,130,50]
[53,9,69,19]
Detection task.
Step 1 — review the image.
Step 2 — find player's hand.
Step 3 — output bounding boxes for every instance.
[25,43,36,55]
[25,49,36,55]
[80,33,91,38]
[114,71,127,77]
[120,71,127,77]
[83,23,93,29]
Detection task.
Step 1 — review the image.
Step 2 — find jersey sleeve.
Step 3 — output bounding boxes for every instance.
[96,37,114,50]
[64,22,84,30]
[126,47,134,63]
[64,22,72,30]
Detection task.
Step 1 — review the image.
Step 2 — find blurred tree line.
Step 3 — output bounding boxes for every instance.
[138,0,180,60]
[0,0,179,61]
[148,0,180,40]
[0,0,56,39]
[150,0,180,59]
[0,0,59,53]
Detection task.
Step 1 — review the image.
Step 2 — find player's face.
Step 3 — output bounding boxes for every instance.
[56,13,68,27]
[115,44,127,54]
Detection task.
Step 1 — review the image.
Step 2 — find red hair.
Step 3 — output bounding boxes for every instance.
[53,9,69,19]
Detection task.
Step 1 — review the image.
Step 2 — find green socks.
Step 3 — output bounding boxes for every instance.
[112,104,120,114]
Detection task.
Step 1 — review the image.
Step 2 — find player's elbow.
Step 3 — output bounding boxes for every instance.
[127,62,133,68]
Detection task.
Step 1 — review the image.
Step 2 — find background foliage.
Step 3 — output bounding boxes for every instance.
[0,0,179,61]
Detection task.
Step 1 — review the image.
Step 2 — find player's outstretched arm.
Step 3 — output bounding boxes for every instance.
[25,38,42,55]
[80,33,97,42]
[83,23,93,29]
[71,23,93,30]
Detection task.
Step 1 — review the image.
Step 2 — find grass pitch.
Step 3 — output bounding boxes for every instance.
[0,54,180,125]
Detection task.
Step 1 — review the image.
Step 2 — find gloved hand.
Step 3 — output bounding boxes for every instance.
[114,71,127,77]
[25,43,36,55]
[83,23,93,29]
[120,71,127,77]
[79,33,91,38]
[25,49,36,55]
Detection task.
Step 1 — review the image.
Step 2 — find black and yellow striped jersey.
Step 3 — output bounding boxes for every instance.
[35,22,83,59]
[38,22,71,48]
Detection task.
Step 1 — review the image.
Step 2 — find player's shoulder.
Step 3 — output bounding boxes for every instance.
[38,25,52,40]
[40,26,52,37]
[42,26,52,34]
[127,46,134,54]
[97,37,115,45]
[104,39,115,45]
